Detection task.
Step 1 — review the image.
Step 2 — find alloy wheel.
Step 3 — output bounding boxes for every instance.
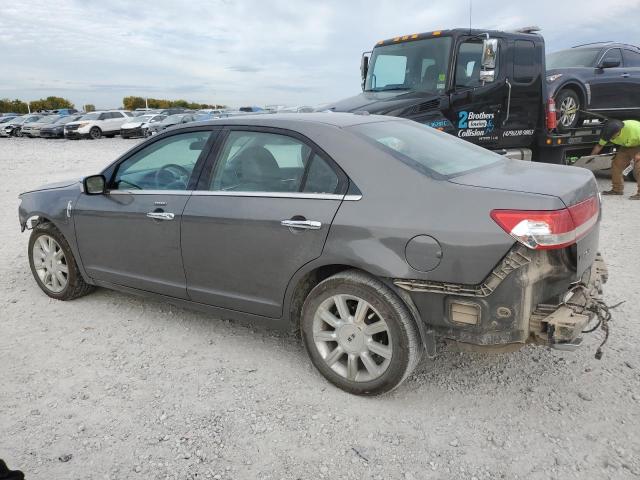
[559,95,578,128]
[312,294,392,382]
[32,234,68,293]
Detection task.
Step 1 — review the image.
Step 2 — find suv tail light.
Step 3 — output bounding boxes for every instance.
[491,196,599,250]
[546,97,557,131]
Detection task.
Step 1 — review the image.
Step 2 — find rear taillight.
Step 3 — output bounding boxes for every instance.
[546,97,557,131]
[491,196,599,250]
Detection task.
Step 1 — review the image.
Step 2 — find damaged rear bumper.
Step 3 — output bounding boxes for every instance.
[530,253,608,351]
[394,244,609,353]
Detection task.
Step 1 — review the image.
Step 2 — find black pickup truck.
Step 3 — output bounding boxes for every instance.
[327,28,612,165]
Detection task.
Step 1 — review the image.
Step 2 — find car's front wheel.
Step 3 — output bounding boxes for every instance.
[89,127,102,139]
[13,127,22,137]
[28,222,94,300]
[556,89,581,132]
[301,270,423,395]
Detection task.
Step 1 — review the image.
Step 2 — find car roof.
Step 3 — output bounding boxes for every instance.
[571,41,640,51]
[192,112,401,129]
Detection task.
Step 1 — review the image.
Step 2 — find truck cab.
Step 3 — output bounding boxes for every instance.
[328,28,554,161]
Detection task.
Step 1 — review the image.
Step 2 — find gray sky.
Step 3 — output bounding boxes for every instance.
[1,0,639,109]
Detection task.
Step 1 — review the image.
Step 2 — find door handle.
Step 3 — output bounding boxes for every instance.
[147,211,175,221]
[280,219,322,230]
[621,73,630,78]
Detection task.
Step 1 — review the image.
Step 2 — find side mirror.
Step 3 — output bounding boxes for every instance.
[83,174,106,195]
[479,70,495,82]
[360,52,370,90]
[481,38,498,70]
[599,59,620,69]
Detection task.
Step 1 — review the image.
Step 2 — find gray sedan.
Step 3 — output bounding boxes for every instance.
[18,113,606,395]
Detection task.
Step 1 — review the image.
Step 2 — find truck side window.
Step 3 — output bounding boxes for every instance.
[455,41,487,88]
[514,40,536,83]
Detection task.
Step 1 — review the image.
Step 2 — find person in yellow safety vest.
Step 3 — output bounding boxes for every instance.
[590,119,640,200]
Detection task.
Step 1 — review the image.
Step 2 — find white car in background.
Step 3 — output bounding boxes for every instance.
[64,110,134,139]
[120,114,167,138]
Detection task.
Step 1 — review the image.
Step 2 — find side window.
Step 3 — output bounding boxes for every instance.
[455,41,486,88]
[111,112,124,119]
[370,55,407,89]
[98,113,107,120]
[513,40,536,83]
[113,131,212,191]
[210,131,341,194]
[602,48,622,66]
[302,154,339,194]
[623,50,640,67]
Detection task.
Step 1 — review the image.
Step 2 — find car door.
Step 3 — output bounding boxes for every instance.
[108,112,125,132]
[589,48,628,111]
[73,129,217,298]
[181,127,347,318]
[623,49,640,109]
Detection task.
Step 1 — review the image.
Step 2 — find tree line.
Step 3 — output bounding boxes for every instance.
[1,95,224,114]
[0,96,76,114]
[122,96,226,111]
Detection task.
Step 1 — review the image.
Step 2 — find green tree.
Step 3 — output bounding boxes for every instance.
[84,104,96,112]
[29,96,74,111]
[0,98,29,114]
[123,96,146,110]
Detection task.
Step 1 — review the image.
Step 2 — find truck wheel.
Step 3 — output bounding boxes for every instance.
[556,90,581,132]
[300,270,423,395]
[89,127,102,139]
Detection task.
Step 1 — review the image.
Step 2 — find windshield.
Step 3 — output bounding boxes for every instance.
[365,37,452,93]
[55,116,79,125]
[38,116,60,124]
[81,112,101,120]
[163,114,183,123]
[546,48,600,68]
[348,120,501,177]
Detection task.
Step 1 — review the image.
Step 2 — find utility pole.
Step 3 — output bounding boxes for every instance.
[27,102,31,114]
[145,97,149,109]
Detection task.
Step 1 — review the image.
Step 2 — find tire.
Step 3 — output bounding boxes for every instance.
[13,127,22,137]
[28,222,94,301]
[556,89,581,132]
[301,270,423,395]
[89,127,102,139]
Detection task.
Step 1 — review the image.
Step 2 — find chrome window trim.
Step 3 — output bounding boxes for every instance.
[106,190,362,200]
[108,189,192,195]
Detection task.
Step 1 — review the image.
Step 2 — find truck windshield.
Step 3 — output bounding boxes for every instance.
[365,37,452,93]
[546,48,600,68]
[349,119,501,177]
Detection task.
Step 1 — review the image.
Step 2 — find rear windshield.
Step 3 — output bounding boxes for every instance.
[348,120,502,177]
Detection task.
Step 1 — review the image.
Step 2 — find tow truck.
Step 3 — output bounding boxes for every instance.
[328,27,618,169]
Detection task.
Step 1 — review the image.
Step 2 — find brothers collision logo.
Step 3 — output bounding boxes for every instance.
[457,111,495,138]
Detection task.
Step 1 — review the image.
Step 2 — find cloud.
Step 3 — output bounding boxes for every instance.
[1,0,640,108]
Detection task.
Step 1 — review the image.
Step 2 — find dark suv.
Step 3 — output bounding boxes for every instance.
[546,42,640,130]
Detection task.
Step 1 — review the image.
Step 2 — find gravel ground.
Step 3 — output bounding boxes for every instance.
[0,137,639,480]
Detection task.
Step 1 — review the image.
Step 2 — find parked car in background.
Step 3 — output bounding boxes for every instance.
[0,115,18,125]
[21,115,62,138]
[0,115,44,137]
[40,115,85,139]
[546,42,640,130]
[64,110,134,139]
[146,113,196,135]
[18,113,606,395]
[120,114,166,138]
[51,108,78,115]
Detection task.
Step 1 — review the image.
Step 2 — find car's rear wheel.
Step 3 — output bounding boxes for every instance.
[556,89,581,132]
[301,270,423,395]
[28,222,94,301]
[89,127,102,139]
[13,127,22,137]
